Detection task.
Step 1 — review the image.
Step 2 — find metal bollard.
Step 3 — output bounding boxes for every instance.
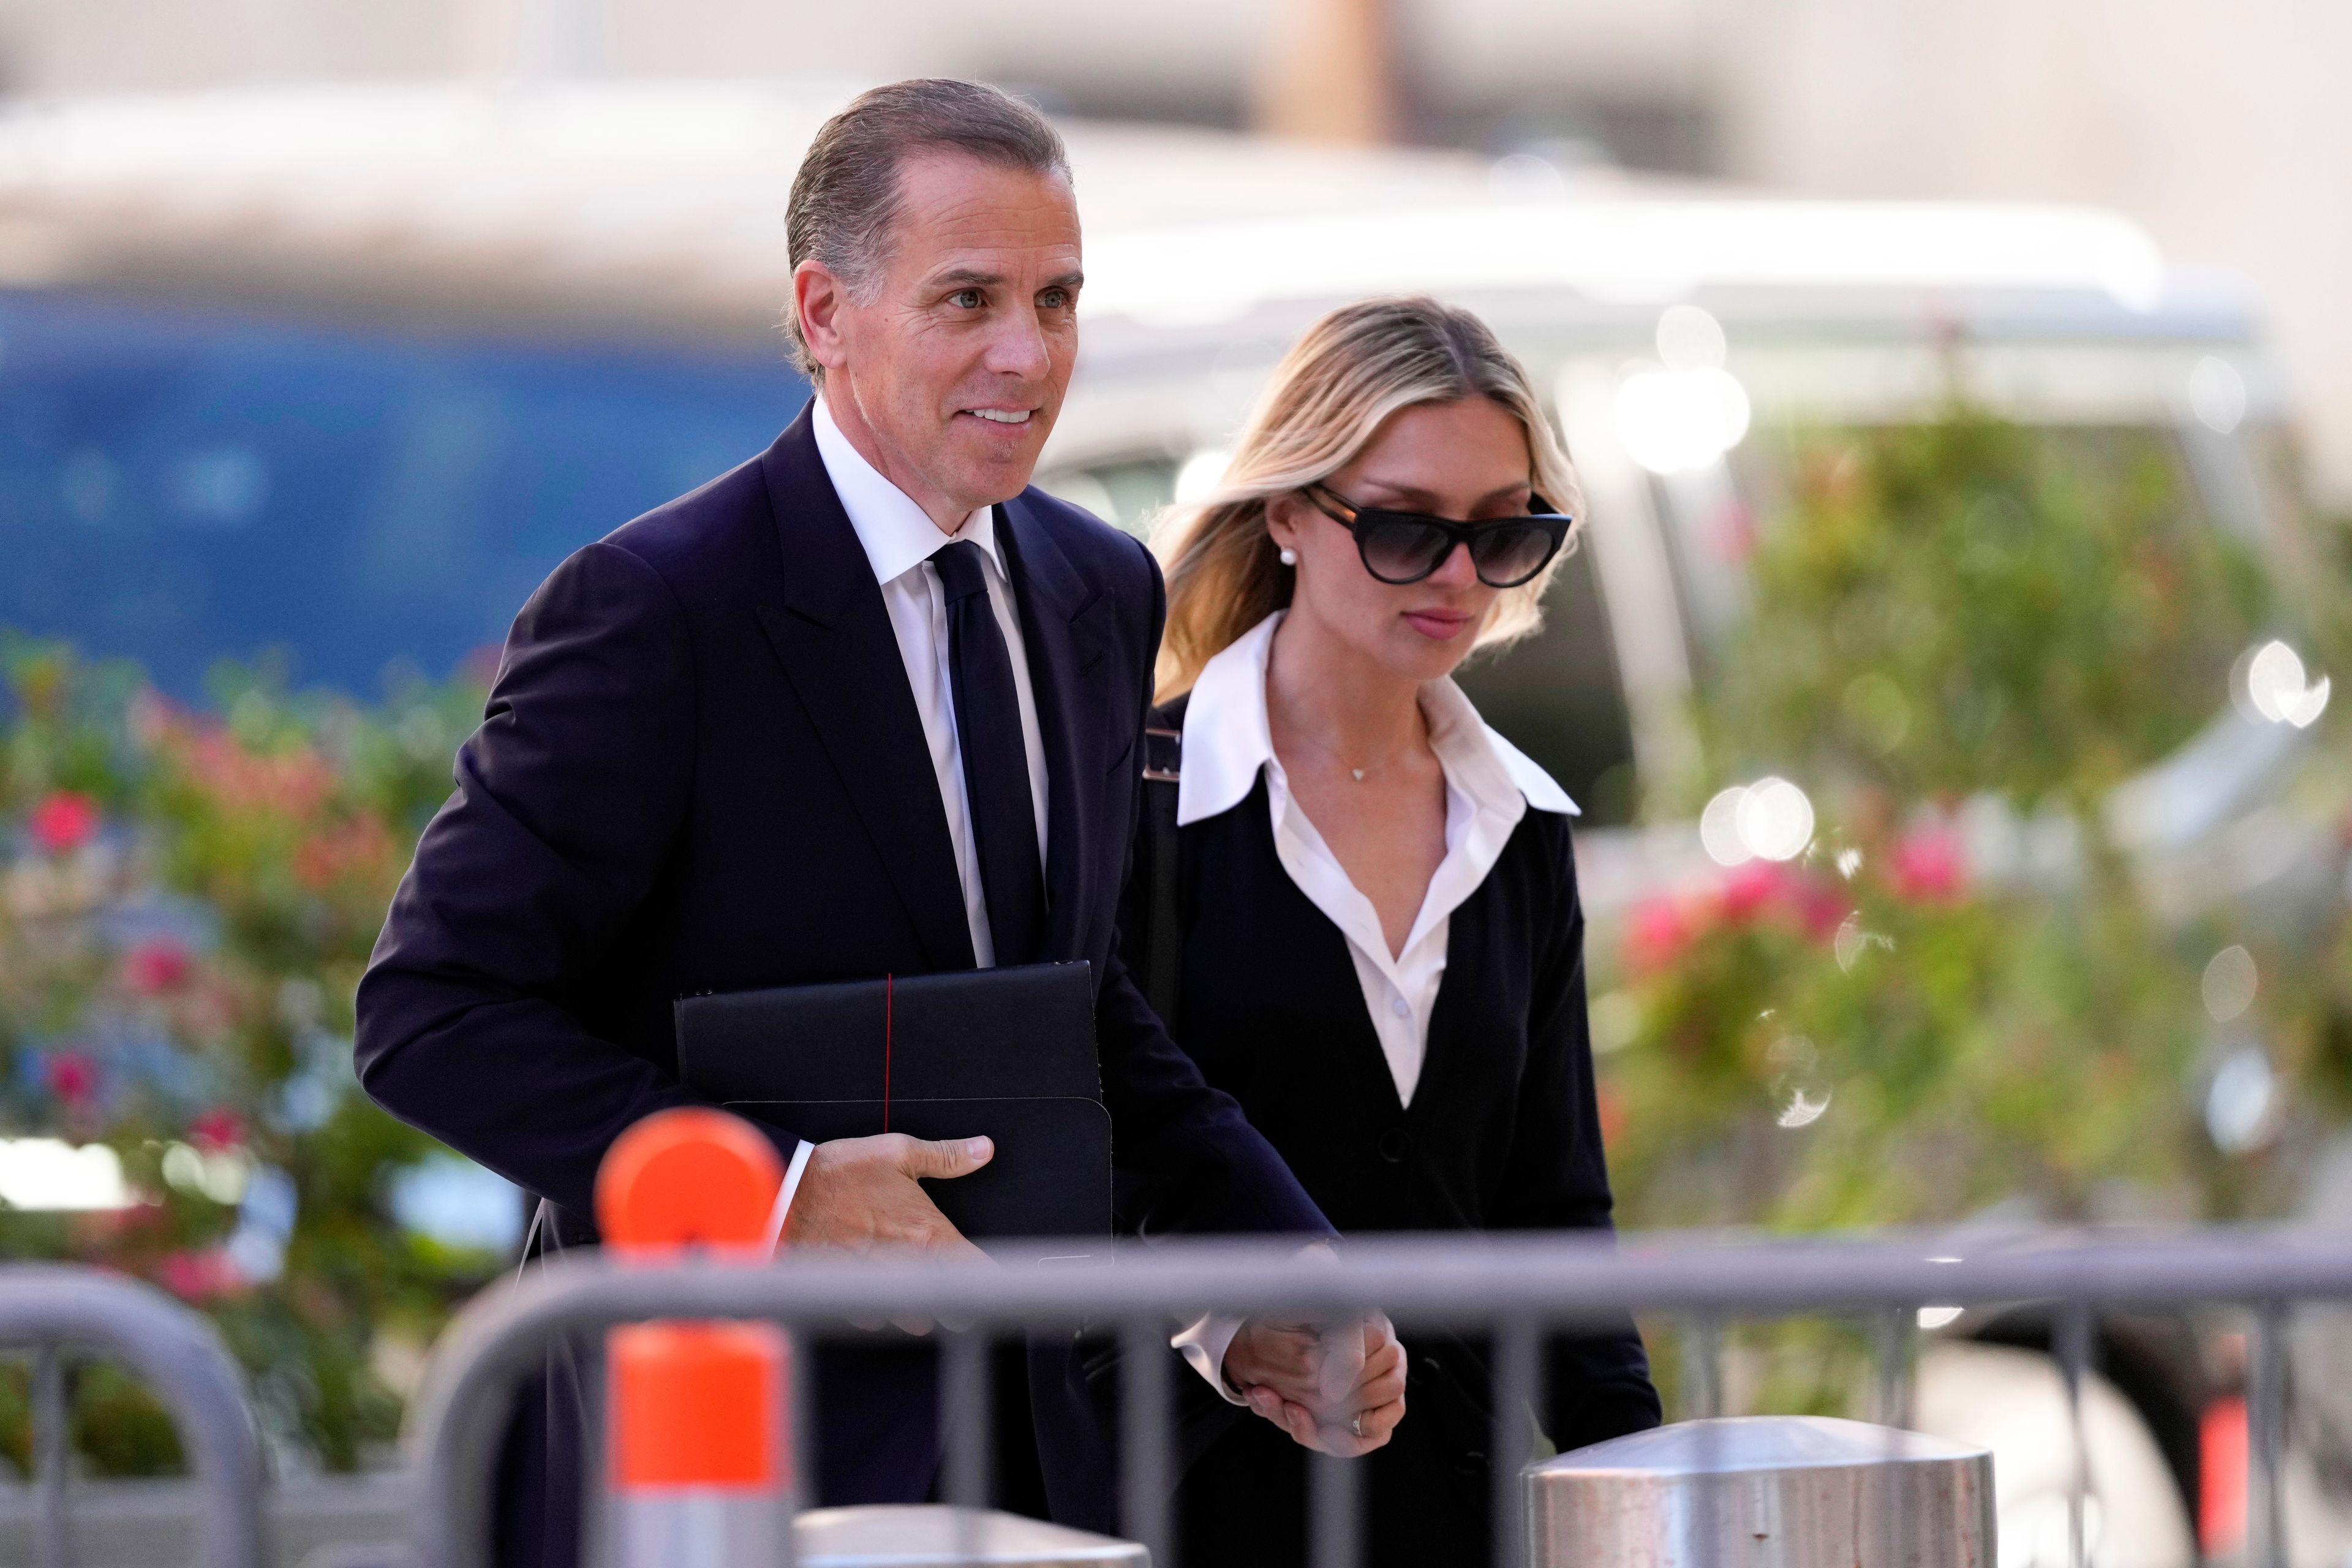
[795,1504,1147,1566]
[1525,1415,1995,1568]
[596,1107,793,1567]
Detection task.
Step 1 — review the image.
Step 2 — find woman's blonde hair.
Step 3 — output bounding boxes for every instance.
[1153,295,1583,701]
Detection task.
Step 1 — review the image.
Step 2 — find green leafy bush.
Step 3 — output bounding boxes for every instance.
[0,639,497,1472]
[1709,412,2271,809]
[1598,408,2351,1234]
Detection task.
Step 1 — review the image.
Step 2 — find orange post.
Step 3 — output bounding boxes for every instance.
[595,1107,792,1567]
[2201,1395,2249,1559]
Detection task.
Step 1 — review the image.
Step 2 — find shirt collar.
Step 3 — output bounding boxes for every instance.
[1177,611,1578,826]
[813,393,1003,587]
[1423,674,1581,816]
[1176,614,1281,827]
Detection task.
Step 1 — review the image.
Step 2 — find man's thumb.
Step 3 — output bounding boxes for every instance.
[904,1136,993,1180]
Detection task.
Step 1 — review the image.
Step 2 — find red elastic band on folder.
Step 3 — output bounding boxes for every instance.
[882,973,893,1133]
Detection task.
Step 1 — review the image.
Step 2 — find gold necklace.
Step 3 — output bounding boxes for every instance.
[1277,714,1425,783]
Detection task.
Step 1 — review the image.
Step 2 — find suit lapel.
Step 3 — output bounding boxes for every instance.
[754,408,976,973]
[997,493,1115,960]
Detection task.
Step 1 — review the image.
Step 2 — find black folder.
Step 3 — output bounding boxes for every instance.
[674,962,1110,1262]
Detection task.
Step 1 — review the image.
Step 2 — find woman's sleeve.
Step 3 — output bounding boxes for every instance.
[1496,818,1665,1450]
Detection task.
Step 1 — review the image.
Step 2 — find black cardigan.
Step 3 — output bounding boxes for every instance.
[1115,697,1660,1564]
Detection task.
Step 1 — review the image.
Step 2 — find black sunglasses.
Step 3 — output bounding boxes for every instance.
[1302,483,1572,589]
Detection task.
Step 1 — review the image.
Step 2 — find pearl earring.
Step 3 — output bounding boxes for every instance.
[1278,546,1298,566]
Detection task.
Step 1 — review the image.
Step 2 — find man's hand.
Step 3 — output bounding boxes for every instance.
[782,1133,993,1258]
[1223,1313,1406,1457]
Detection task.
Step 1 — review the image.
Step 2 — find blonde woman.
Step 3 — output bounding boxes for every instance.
[1124,298,1659,1566]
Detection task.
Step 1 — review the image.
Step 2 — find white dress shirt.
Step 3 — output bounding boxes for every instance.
[1180,610,1576,1104]
[764,394,1052,1243]
[1169,609,1577,1396]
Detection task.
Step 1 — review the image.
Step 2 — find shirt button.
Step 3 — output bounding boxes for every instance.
[1390,997,1409,1019]
[1378,1128,1412,1164]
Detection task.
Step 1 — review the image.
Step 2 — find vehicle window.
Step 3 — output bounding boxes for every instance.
[0,290,807,697]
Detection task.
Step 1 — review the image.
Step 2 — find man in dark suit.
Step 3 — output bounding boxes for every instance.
[354,78,1404,1564]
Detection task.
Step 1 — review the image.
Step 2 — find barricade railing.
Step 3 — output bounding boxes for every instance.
[405,1225,2352,1568]
[0,1262,268,1568]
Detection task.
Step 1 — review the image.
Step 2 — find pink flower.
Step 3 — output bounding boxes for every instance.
[27,791,99,854]
[1795,881,1851,941]
[187,1109,243,1154]
[159,722,334,818]
[1719,861,1795,922]
[46,1050,97,1104]
[1890,829,1967,903]
[1720,862,1848,942]
[157,1249,242,1302]
[124,938,192,996]
[1624,895,1698,977]
[1627,863,1852,981]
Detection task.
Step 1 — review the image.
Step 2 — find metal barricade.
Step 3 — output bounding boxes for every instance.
[405,1227,2352,1568]
[0,1262,268,1568]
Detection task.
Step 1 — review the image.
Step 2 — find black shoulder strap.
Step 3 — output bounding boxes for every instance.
[1139,715,1184,1029]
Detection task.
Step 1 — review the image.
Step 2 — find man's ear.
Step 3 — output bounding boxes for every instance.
[793,260,851,375]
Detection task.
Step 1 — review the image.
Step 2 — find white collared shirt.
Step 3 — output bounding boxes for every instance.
[1168,609,1575,1398]
[1179,610,1577,1106]
[765,394,1052,1244]
[811,394,1051,962]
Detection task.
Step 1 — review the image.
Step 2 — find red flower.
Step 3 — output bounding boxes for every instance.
[1624,895,1698,977]
[1890,828,1967,903]
[1719,861,1849,941]
[157,1248,243,1303]
[1627,863,1853,980]
[27,790,99,854]
[1719,861,1794,921]
[187,1109,243,1153]
[124,938,192,996]
[46,1050,97,1104]
[1795,881,1851,941]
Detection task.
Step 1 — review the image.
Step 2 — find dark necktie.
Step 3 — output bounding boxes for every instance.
[932,539,1045,967]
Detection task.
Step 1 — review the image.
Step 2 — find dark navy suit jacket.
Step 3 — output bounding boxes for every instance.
[355,404,1328,1549]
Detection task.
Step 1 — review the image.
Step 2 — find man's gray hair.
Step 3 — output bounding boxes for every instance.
[785,79,1071,380]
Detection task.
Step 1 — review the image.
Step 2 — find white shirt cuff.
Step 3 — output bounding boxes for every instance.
[1172,1313,1249,1405]
[764,1139,816,1253]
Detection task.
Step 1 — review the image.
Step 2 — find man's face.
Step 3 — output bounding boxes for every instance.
[798,151,1082,526]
